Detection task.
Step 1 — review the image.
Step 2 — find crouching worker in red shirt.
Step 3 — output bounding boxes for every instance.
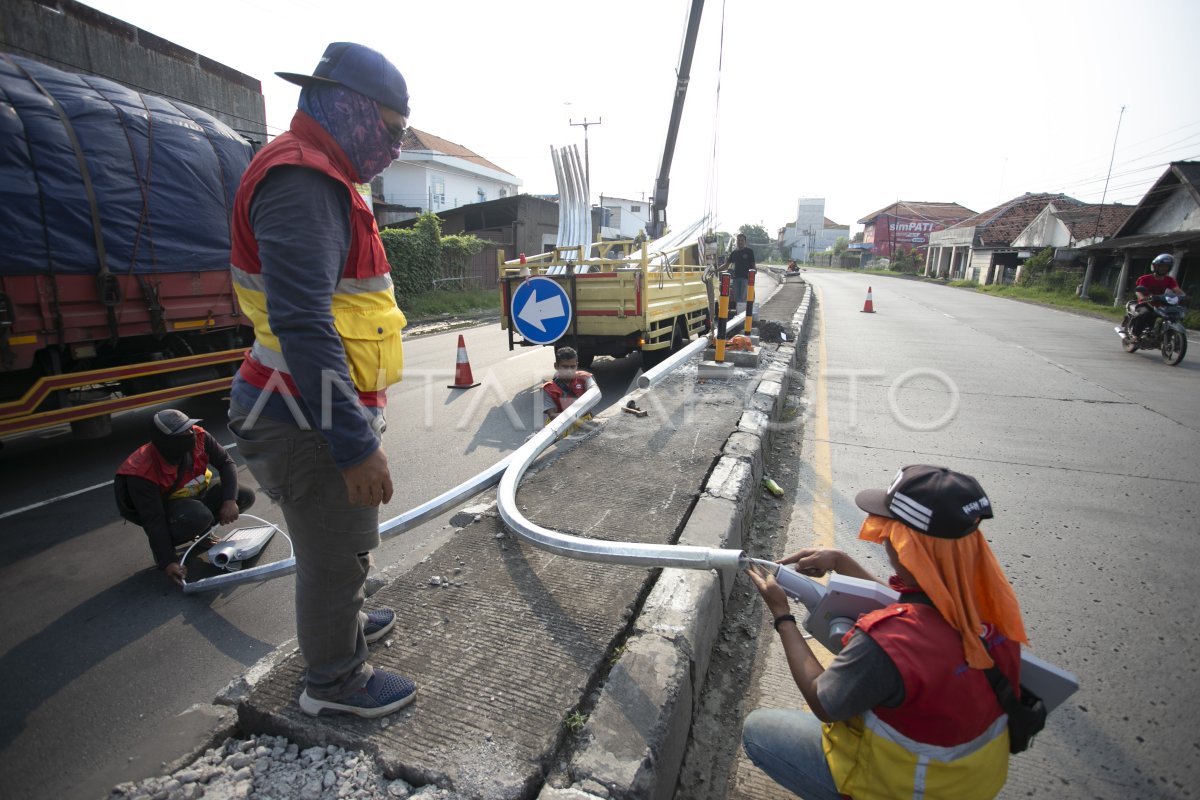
[115,409,255,587]
[744,464,1028,800]
[541,346,597,424]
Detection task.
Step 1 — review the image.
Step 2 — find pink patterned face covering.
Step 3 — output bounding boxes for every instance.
[299,84,402,182]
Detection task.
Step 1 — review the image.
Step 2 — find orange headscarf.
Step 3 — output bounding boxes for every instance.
[859,514,1027,669]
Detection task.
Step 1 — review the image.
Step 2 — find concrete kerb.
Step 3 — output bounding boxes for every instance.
[124,640,303,779]
[170,280,815,800]
[542,282,814,800]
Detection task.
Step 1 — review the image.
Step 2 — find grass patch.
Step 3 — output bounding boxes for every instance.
[816,262,1196,329]
[861,268,921,278]
[811,265,920,279]
[399,287,498,321]
[608,643,628,666]
[563,711,588,734]
[953,282,1128,321]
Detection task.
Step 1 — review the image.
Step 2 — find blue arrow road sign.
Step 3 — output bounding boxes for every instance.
[511,277,573,345]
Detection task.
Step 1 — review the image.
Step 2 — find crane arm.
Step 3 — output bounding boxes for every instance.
[648,0,704,239]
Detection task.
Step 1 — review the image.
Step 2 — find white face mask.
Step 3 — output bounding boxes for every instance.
[556,367,578,380]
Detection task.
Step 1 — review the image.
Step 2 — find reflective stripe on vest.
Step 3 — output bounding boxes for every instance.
[229,111,406,397]
[863,709,1007,765]
[823,603,1013,799]
[824,714,1009,800]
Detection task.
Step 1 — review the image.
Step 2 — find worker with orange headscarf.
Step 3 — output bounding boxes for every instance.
[744,464,1027,800]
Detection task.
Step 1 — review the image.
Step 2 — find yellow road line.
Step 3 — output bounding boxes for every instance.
[811,285,835,549]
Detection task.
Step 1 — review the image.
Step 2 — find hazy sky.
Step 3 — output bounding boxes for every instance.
[79,0,1200,235]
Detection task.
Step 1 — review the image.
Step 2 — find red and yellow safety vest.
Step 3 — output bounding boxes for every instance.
[823,603,1018,800]
[230,110,406,408]
[542,371,594,414]
[116,426,212,500]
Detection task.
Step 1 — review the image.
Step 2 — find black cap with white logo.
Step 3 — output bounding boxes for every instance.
[855,464,993,539]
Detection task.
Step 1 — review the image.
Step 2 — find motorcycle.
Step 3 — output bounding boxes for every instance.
[1115,293,1188,366]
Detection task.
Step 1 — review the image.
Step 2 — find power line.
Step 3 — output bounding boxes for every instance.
[1010,117,1200,189]
[1056,156,1198,198]
[1032,132,1200,195]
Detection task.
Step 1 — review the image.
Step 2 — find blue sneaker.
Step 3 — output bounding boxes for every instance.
[364,608,396,644]
[299,669,416,718]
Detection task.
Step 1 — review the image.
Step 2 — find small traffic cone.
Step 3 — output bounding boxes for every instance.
[447,334,481,389]
[861,286,876,313]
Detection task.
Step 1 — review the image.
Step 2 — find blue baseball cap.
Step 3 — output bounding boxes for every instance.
[277,42,410,117]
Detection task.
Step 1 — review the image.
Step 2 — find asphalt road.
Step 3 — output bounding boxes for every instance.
[0,322,646,800]
[785,270,1200,799]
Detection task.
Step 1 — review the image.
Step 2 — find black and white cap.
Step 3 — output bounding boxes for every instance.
[153,409,199,436]
[855,464,993,539]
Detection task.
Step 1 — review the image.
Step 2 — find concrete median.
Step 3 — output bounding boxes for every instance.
[171,278,816,799]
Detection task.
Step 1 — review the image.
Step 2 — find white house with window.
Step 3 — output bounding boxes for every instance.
[598,195,650,240]
[373,128,521,225]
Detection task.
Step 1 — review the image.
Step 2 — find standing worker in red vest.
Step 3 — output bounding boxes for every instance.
[227,43,415,719]
[744,465,1028,799]
[115,409,255,587]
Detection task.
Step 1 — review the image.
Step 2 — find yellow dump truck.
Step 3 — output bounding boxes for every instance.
[499,239,716,368]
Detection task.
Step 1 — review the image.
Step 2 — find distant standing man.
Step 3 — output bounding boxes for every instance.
[227,42,415,718]
[115,409,255,587]
[724,233,757,313]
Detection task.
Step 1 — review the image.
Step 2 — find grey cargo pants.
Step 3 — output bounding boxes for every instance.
[228,406,379,700]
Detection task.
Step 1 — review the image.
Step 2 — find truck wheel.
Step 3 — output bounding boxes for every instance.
[670,318,688,353]
[71,413,113,439]
[640,346,667,369]
[640,320,687,370]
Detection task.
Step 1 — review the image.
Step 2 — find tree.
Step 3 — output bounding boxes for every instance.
[833,237,849,257]
[380,213,484,297]
[737,223,771,263]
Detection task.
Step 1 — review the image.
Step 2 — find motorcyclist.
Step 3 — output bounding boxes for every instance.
[1129,253,1185,341]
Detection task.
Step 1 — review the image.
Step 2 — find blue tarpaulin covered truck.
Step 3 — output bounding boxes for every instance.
[0,54,255,439]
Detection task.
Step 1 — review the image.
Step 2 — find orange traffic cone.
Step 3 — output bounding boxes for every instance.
[861,286,876,313]
[447,334,481,389]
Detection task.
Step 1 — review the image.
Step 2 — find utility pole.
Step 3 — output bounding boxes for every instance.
[570,117,602,205]
[1081,104,1126,300]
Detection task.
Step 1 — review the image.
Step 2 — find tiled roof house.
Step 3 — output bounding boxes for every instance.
[926,193,1081,284]
[1077,161,1200,302]
[1011,202,1133,250]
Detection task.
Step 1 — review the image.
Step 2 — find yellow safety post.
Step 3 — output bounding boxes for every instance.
[716,272,729,362]
[744,268,756,335]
